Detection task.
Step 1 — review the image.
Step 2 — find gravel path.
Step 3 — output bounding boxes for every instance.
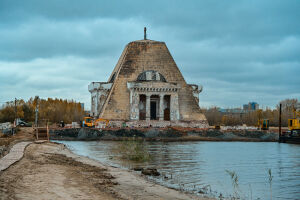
[0,141,32,171]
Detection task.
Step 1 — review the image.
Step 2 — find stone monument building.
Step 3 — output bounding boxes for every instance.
[89,30,208,128]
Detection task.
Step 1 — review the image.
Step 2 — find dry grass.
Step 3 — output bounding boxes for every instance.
[111,139,152,162]
[0,127,35,147]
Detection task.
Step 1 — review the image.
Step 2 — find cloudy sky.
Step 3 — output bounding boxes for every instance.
[0,0,299,110]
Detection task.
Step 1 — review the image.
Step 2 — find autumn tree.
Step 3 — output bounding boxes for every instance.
[202,98,298,127]
[0,97,85,124]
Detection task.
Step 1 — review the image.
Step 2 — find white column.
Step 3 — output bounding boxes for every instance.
[130,91,139,120]
[134,93,140,120]
[90,94,93,116]
[170,93,179,120]
[146,94,150,121]
[95,90,99,116]
[159,94,164,121]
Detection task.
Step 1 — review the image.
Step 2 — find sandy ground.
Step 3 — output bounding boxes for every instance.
[0,142,211,200]
[0,127,35,146]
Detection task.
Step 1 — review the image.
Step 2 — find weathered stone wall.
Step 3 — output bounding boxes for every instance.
[89,82,112,117]
[100,40,207,122]
[104,120,208,129]
[170,93,179,120]
[127,81,180,121]
[50,128,278,142]
[97,90,109,116]
[129,91,139,120]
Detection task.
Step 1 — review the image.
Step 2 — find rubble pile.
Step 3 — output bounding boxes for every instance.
[0,122,13,135]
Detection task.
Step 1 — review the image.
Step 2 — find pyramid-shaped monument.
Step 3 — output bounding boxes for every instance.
[89,30,208,128]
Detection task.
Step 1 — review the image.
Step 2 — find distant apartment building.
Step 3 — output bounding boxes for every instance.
[218,102,259,116]
[218,108,246,115]
[243,102,259,111]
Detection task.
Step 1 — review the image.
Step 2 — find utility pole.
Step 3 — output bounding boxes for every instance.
[14,98,17,119]
[35,96,39,127]
[279,103,282,137]
[14,98,17,135]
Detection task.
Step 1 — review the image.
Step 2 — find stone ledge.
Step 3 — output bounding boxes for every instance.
[96,120,209,129]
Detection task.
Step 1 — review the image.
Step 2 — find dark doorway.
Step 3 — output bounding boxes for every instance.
[150,101,157,120]
[139,95,146,120]
[164,95,171,121]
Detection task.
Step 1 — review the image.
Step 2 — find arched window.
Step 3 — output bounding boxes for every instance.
[137,70,166,82]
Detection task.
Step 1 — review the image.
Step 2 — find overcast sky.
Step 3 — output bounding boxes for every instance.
[0,0,299,110]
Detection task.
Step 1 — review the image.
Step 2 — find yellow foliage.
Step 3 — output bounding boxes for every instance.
[0,97,84,124]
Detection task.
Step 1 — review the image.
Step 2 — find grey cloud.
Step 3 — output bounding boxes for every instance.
[0,18,143,61]
[0,56,117,108]
[1,0,299,61]
[2,1,299,39]
[0,0,299,109]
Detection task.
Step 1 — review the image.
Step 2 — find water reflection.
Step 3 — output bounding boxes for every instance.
[59,141,300,200]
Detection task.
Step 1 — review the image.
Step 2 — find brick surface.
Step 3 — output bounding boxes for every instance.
[105,120,209,129]
[99,40,208,123]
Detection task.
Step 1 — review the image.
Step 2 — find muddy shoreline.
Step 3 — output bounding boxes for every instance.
[0,141,211,200]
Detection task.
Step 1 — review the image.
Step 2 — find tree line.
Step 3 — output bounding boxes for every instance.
[0,97,298,127]
[202,99,298,127]
[0,97,85,124]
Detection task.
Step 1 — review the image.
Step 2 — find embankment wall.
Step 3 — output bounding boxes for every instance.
[50,128,278,142]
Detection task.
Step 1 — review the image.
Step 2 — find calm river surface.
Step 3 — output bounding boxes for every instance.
[58,141,300,199]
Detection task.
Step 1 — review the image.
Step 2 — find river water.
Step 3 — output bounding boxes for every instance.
[58,141,300,199]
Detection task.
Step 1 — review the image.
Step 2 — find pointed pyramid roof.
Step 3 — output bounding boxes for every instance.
[99,39,206,121]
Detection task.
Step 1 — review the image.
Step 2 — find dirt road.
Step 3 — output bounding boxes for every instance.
[0,142,210,200]
[0,142,119,200]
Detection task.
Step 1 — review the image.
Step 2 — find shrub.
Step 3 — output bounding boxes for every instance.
[111,139,152,162]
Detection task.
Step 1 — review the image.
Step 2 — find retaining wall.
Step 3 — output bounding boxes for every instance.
[50,128,278,142]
